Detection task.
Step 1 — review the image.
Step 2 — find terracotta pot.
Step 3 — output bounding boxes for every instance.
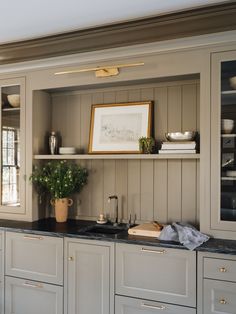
[51,198,73,223]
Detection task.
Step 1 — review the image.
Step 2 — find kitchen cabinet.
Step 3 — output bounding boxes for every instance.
[210,50,236,239]
[5,231,63,314]
[0,77,26,216]
[64,238,114,314]
[115,295,196,314]
[198,252,236,314]
[5,276,63,314]
[115,243,196,308]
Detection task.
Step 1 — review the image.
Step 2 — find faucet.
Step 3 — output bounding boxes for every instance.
[108,195,118,226]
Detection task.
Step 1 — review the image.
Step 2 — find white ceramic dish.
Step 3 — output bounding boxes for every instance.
[96,219,108,224]
[7,94,20,108]
[221,119,234,134]
[59,147,76,154]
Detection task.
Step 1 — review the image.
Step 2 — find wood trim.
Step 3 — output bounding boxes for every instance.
[0,3,236,65]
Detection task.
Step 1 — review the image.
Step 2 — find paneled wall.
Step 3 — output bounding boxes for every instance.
[43,79,200,224]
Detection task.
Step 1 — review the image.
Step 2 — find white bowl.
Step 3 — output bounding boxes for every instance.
[7,94,20,108]
[230,76,236,90]
[222,119,234,134]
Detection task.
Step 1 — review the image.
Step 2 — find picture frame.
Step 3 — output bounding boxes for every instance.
[88,101,153,154]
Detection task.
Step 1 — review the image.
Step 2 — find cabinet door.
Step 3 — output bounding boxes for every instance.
[5,276,63,314]
[115,295,196,314]
[0,77,26,214]
[211,50,236,235]
[65,240,112,314]
[116,243,196,307]
[204,279,236,313]
[5,231,63,285]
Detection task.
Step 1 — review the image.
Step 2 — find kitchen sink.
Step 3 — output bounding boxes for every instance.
[84,224,128,235]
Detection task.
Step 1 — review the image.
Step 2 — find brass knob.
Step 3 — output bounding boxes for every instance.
[219,267,227,273]
[219,299,227,305]
[68,256,74,261]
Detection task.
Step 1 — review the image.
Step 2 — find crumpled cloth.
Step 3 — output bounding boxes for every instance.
[159,222,210,250]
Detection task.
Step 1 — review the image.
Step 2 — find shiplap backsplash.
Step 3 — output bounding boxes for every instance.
[39,79,200,224]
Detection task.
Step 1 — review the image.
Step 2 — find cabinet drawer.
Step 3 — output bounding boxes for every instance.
[5,276,63,314]
[204,279,236,313]
[116,243,196,307]
[204,257,236,282]
[115,295,196,314]
[6,231,63,285]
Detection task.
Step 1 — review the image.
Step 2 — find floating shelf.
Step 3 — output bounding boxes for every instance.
[221,90,236,95]
[34,154,200,160]
[221,134,236,138]
[221,176,236,181]
[2,107,20,112]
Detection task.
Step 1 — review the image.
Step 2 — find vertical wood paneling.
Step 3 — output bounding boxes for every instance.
[49,80,200,223]
[182,160,197,224]
[153,160,168,223]
[196,160,200,223]
[154,87,168,141]
[91,160,104,218]
[168,160,182,222]
[182,84,197,131]
[140,160,154,221]
[197,83,200,132]
[80,94,92,153]
[116,160,128,221]
[128,160,141,220]
[168,86,182,132]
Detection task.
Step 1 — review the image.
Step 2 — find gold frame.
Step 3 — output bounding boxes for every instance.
[88,101,153,154]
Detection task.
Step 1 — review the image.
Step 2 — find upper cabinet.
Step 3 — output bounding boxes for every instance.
[0,77,26,215]
[211,50,236,238]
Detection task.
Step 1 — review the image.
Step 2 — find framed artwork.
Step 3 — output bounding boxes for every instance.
[88,101,153,154]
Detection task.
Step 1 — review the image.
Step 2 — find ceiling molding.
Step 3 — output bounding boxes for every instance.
[0,2,236,65]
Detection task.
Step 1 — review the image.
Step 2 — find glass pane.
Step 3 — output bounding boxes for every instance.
[1,85,20,206]
[221,60,236,221]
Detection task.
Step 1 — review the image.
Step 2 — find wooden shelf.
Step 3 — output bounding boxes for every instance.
[221,176,236,181]
[34,154,200,160]
[2,107,20,112]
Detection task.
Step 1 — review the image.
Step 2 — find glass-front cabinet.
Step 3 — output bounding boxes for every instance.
[211,51,236,232]
[0,78,25,214]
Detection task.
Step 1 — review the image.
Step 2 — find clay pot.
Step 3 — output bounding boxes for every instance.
[51,198,73,223]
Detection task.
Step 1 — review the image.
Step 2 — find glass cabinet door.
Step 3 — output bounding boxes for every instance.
[211,51,236,232]
[0,78,25,213]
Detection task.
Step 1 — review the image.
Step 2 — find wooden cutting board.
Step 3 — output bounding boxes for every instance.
[128,223,163,238]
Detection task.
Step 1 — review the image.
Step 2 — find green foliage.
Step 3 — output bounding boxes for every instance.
[30,160,88,199]
[139,137,155,154]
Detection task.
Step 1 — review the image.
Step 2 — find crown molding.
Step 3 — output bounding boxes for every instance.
[0,2,236,65]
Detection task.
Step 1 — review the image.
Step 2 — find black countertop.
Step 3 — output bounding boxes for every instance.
[0,218,236,255]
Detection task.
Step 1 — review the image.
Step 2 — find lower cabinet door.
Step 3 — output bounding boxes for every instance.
[65,240,112,314]
[5,276,63,314]
[115,295,196,314]
[204,279,236,313]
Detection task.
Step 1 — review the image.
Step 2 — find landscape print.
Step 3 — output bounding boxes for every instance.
[99,113,142,144]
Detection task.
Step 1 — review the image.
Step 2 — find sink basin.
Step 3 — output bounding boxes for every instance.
[84,224,127,235]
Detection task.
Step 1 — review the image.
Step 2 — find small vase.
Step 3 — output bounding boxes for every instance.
[51,198,73,223]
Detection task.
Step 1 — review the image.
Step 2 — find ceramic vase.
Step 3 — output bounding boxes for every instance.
[51,198,73,222]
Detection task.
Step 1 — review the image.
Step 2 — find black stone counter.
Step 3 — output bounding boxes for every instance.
[0,218,236,254]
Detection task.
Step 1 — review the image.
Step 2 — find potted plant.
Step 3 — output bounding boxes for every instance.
[139,137,155,154]
[30,160,88,222]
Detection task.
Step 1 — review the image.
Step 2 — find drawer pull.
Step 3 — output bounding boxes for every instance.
[23,235,43,240]
[68,256,74,261]
[23,281,43,289]
[219,267,227,273]
[219,299,227,305]
[141,248,166,254]
[141,302,166,310]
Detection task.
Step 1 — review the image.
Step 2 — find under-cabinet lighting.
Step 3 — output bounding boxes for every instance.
[54,62,144,78]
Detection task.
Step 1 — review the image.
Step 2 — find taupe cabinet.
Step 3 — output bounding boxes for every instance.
[5,232,63,314]
[64,238,114,314]
[198,252,236,314]
[115,243,196,312]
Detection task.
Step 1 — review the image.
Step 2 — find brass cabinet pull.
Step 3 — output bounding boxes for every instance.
[219,267,227,273]
[68,256,74,261]
[219,299,227,305]
[141,302,166,310]
[141,248,166,254]
[23,281,43,288]
[23,235,43,240]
